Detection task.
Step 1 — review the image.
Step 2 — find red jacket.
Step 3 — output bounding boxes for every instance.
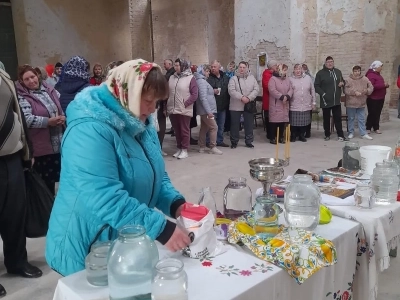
[397,76,400,89]
[262,69,273,110]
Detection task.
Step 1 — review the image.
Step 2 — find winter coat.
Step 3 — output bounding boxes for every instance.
[314,66,344,108]
[55,77,90,114]
[268,74,293,123]
[262,69,273,110]
[228,74,259,111]
[194,73,217,115]
[289,74,316,112]
[16,81,64,157]
[207,71,230,112]
[167,75,198,117]
[45,85,185,276]
[365,69,387,100]
[344,74,374,108]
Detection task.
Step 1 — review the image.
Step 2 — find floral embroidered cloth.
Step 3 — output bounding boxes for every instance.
[328,202,400,300]
[228,214,337,284]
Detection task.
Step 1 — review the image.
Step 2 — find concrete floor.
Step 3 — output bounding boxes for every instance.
[1,109,399,299]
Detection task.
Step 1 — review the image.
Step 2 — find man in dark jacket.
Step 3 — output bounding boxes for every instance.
[0,65,43,298]
[158,59,175,153]
[207,60,230,147]
[314,56,348,141]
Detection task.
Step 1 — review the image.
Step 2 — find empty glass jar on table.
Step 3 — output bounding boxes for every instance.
[354,183,375,209]
[284,175,321,231]
[223,177,252,220]
[151,258,188,300]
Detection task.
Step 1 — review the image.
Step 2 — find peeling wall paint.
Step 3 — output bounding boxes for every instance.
[234,0,290,60]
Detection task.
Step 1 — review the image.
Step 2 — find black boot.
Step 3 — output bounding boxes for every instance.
[290,136,296,142]
[299,136,307,142]
[190,137,198,145]
[0,284,6,298]
[279,138,285,144]
[270,139,277,145]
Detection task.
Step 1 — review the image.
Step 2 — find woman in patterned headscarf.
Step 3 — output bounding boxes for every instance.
[166,58,199,159]
[55,56,91,114]
[45,59,190,277]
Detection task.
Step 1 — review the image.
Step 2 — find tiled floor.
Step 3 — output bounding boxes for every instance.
[1,109,400,299]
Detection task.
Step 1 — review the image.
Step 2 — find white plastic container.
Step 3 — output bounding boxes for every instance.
[360,145,392,176]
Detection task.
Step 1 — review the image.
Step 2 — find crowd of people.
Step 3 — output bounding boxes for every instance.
[0,53,397,296]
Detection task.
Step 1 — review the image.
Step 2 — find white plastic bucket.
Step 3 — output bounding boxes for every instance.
[360,145,392,175]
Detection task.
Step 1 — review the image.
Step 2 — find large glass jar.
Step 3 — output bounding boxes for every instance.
[108,225,159,300]
[223,177,252,220]
[253,195,279,239]
[342,141,360,171]
[371,162,399,204]
[151,258,188,300]
[284,175,321,231]
[85,241,111,286]
[384,159,400,189]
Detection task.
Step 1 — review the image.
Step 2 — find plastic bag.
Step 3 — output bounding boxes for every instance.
[177,203,226,258]
[24,169,55,238]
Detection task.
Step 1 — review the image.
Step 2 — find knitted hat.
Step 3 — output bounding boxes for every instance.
[105,59,162,117]
[267,60,278,68]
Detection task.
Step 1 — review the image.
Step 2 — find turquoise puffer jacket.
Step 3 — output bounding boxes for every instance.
[45,85,184,276]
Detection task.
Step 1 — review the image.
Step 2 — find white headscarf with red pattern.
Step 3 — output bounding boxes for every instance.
[105,59,161,118]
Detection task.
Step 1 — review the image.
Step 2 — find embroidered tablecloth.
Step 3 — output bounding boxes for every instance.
[328,202,400,300]
[53,216,359,300]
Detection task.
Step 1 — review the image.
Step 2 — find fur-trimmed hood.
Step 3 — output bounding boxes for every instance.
[66,84,153,137]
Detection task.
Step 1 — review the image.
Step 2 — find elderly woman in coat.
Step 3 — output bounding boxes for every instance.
[289,64,316,142]
[228,61,259,149]
[268,64,293,144]
[194,65,222,155]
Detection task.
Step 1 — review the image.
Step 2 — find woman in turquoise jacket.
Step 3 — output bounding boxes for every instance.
[46,59,190,276]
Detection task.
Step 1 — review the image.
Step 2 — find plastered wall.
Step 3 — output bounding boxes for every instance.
[235,0,400,120]
[11,0,131,69]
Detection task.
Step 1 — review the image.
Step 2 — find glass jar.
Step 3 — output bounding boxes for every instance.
[108,225,159,300]
[284,175,321,231]
[371,162,399,204]
[253,195,279,239]
[151,258,188,300]
[85,241,111,286]
[384,159,400,189]
[342,141,360,171]
[223,177,252,220]
[354,183,375,209]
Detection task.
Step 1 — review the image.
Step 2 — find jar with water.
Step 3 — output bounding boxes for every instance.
[284,175,321,231]
[85,241,111,286]
[223,177,252,220]
[371,162,399,204]
[108,225,159,300]
[253,195,279,239]
[151,258,188,300]
[342,141,360,171]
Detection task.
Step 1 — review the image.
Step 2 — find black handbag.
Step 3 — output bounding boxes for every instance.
[24,169,55,238]
[237,76,257,114]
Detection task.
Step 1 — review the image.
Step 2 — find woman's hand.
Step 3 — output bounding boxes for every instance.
[241,96,250,104]
[48,116,62,127]
[175,203,185,218]
[338,82,344,87]
[355,91,362,96]
[57,116,66,125]
[165,227,191,252]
